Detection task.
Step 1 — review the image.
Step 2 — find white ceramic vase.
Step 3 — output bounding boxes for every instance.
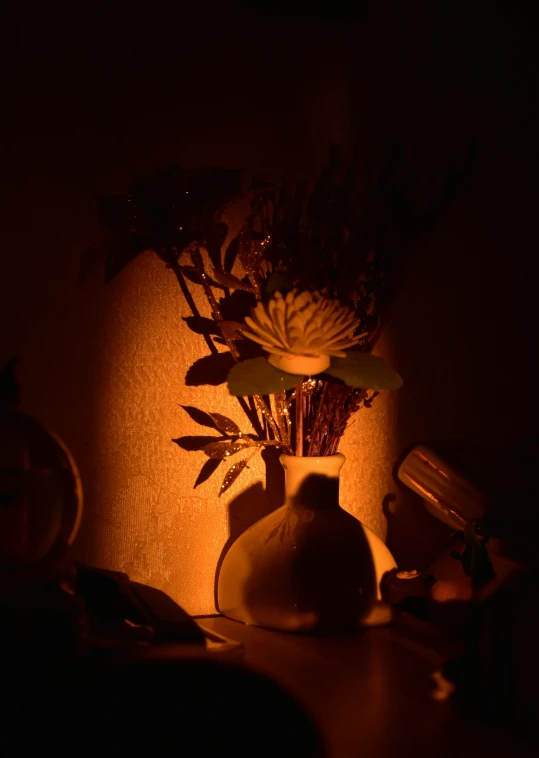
[217,453,396,632]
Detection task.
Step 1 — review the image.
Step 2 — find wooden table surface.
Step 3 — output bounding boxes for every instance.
[198,615,533,758]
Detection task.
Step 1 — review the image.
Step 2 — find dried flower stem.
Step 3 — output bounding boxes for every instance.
[295,380,304,457]
[253,397,282,443]
[273,392,293,455]
[307,380,328,457]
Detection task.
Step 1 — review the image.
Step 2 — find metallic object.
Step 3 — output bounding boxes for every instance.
[0,410,83,580]
[397,445,488,531]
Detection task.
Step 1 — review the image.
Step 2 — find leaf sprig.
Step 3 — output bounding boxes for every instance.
[174,406,281,495]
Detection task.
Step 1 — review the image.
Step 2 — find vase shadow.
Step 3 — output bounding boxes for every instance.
[240,472,377,632]
[214,446,284,611]
[217,466,382,632]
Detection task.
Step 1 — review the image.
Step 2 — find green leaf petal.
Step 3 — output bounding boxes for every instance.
[227,358,299,396]
[325,352,402,390]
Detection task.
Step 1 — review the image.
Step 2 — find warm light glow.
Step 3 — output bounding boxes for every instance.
[339,330,399,537]
[87,252,396,614]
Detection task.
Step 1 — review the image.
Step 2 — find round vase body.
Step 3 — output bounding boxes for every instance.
[217,453,396,632]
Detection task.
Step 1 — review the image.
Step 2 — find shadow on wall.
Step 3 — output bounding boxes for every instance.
[214,446,284,608]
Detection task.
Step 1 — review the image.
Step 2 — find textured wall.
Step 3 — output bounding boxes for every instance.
[3,3,538,615]
[1,11,387,614]
[76,249,396,615]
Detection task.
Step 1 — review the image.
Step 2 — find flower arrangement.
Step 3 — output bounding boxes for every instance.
[93,146,472,495]
[226,287,401,462]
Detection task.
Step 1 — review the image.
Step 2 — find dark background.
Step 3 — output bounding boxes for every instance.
[1,0,538,568]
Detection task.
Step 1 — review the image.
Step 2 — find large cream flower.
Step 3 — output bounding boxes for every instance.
[241,290,362,375]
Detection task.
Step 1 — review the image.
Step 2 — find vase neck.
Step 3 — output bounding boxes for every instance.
[280,454,345,510]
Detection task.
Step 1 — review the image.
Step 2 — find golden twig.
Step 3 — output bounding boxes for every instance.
[295,380,303,457]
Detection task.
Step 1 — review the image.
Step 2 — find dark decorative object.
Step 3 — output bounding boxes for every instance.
[0,360,82,579]
[390,443,527,718]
